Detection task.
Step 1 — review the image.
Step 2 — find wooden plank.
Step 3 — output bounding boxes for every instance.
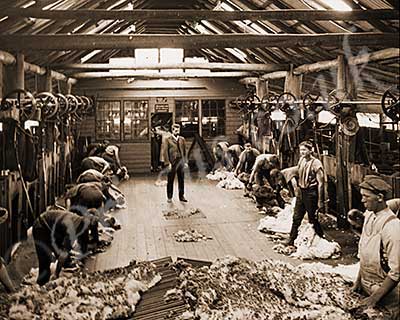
[160,226,178,261]
[144,222,157,260]
[0,33,397,51]
[152,226,167,258]
[136,223,147,261]
[166,226,189,259]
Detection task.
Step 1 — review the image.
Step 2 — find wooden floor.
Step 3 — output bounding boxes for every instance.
[90,173,302,271]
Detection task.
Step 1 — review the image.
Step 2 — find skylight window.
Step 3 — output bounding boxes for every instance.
[22,1,36,8]
[226,48,247,63]
[322,0,352,11]
[80,50,102,63]
[250,23,270,35]
[195,24,210,34]
[135,49,159,65]
[107,0,128,10]
[201,20,224,34]
[42,0,64,10]
[108,49,215,77]
[219,2,235,11]
[160,48,184,74]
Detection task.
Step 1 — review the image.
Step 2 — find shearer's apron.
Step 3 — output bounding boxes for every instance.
[359,213,400,320]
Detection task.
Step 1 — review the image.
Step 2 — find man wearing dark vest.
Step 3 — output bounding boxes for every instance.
[32,210,94,285]
[234,143,260,176]
[286,140,325,246]
[164,124,188,203]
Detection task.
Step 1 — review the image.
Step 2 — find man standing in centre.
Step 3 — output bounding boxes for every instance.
[164,124,188,203]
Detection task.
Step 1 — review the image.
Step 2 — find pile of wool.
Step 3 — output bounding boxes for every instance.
[155,179,168,187]
[170,256,383,320]
[173,229,212,242]
[257,200,295,234]
[163,208,203,219]
[292,224,341,260]
[216,172,245,190]
[258,199,341,260]
[298,262,359,283]
[7,261,161,320]
[206,168,228,181]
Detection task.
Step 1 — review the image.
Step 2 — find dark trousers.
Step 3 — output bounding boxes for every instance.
[32,222,71,285]
[33,224,53,285]
[289,187,324,242]
[255,169,271,186]
[167,161,185,199]
[151,137,161,170]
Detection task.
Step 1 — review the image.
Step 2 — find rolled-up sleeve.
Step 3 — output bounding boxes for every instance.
[382,218,400,282]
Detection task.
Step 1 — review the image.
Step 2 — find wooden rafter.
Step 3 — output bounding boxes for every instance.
[254,48,400,79]
[51,61,287,71]
[0,33,397,50]
[71,71,254,78]
[3,8,398,21]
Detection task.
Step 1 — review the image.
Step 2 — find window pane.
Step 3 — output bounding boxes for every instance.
[123,100,149,140]
[201,100,225,138]
[175,100,199,138]
[96,100,121,141]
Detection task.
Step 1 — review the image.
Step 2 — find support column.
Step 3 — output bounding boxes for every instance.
[335,55,357,228]
[16,53,24,90]
[45,69,52,93]
[66,81,73,94]
[38,68,52,93]
[282,66,303,167]
[284,65,303,99]
[255,78,267,99]
[0,62,4,99]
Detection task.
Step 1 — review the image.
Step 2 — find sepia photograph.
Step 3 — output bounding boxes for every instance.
[0,0,399,319]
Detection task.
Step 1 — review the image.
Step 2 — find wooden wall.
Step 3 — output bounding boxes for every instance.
[75,78,247,173]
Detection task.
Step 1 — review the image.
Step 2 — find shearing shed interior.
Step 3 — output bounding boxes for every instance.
[0,0,399,319]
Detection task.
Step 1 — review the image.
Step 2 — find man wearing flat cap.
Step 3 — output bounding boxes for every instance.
[352,175,399,319]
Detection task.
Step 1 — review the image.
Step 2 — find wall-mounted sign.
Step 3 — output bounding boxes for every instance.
[156,97,168,104]
[155,104,170,112]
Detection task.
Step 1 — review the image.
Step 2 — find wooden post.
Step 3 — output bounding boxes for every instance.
[16,53,24,90]
[282,66,302,167]
[45,68,52,93]
[335,55,357,228]
[66,81,73,94]
[284,66,303,99]
[0,62,4,99]
[255,79,267,99]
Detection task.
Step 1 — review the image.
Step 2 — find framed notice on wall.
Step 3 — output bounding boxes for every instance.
[155,104,169,112]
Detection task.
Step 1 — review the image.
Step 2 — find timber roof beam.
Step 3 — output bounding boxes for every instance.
[2,8,399,22]
[0,33,397,50]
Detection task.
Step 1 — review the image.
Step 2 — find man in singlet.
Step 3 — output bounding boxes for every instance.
[286,140,325,246]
